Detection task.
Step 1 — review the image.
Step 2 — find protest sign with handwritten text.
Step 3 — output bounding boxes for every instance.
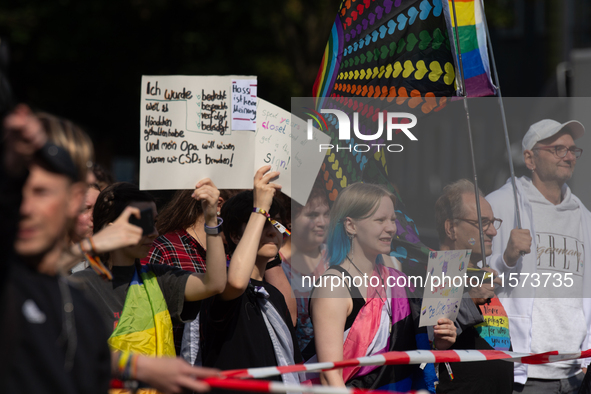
[419,250,471,327]
[140,75,256,190]
[231,79,257,131]
[254,99,330,205]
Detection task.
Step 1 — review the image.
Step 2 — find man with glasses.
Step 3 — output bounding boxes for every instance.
[434,179,530,394]
[487,119,591,393]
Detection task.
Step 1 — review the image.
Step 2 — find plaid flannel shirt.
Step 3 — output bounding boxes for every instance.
[141,229,206,355]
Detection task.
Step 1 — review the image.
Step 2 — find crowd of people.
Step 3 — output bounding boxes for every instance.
[2,103,591,394]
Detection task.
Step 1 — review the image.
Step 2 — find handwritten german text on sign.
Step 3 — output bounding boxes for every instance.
[140,75,256,190]
[231,79,257,131]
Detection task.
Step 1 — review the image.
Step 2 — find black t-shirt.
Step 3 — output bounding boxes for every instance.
[5,263,111,394]
[71,262,200,333]
[200,279,301,387]
[436,325,514,394]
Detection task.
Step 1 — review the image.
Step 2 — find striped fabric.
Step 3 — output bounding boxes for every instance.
[475,297,511,351]
[302,265,431,391]
[444,0,495,96]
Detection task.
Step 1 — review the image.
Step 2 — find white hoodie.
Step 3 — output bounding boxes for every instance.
[486,177,591,384]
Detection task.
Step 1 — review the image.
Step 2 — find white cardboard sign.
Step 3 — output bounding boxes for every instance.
[419,249,471,327]
[254,98,330,205]
[140,75,256,190]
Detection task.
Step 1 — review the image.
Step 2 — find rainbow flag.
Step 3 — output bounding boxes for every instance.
[313,0,496,106]
[444,0,496,97]
[312,15,343,111]
[108,265,175,356]
[312,0,458,113]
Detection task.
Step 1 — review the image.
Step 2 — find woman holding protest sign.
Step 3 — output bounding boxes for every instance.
[142,187,242,356]
[310,182,456,391]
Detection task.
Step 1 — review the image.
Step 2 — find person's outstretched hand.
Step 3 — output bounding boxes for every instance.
[253,165,281,212]
[135,356,219,393]
[192,178,220,227]
[91,206,144,253]
[3,104,46,176]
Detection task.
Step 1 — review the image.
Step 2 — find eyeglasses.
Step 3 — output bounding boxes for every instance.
[532,145,583,159]
[456,217,503,231]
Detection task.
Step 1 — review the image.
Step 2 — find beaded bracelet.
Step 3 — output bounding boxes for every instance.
[252,207,291,236]
[253,207,270,218]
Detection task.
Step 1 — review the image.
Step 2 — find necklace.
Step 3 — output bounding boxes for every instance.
[345,255,364,276]
[376,267,392,317]
[189,224,205,250]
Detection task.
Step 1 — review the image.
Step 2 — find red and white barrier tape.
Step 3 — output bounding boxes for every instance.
[204,377,429,394]
[110,349,591,393]
[221,349,591,379]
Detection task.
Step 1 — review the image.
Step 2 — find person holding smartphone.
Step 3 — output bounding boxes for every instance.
[72,181,226,358]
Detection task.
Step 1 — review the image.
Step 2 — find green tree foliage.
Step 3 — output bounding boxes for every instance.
[0,0,338,161]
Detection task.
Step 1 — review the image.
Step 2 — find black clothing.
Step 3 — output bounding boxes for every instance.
[436,315,514,394]
[6,263,111,394]
[265,254,282,270]
[200,279,301,393]
[329,265,366,331]
[72,262,199,333]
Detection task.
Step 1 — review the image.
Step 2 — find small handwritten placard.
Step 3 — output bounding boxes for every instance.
[231,79,257,131]
[254,99,330,205]
[419,249,471,327]
[140,75,256,190]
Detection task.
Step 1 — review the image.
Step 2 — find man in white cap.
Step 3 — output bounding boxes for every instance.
[487,119,591,393]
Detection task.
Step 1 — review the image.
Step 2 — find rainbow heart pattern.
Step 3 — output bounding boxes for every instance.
[313,0,457,112]
[313,0,495,109]
[312,0,495,278]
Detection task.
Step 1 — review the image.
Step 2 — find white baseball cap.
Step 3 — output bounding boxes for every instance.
[522,119,585,152]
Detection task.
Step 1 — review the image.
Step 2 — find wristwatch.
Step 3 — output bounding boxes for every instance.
[204,217,223,235]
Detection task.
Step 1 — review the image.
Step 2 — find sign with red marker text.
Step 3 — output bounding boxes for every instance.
[419,249,471,327]
[231,79,257,131]
[254,98,330,205]
[140,75,256,190]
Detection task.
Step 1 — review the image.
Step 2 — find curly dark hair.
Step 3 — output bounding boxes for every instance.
[220,190,286,254]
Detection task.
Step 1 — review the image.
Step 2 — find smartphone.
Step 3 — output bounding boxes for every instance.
[129,207,154,236]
